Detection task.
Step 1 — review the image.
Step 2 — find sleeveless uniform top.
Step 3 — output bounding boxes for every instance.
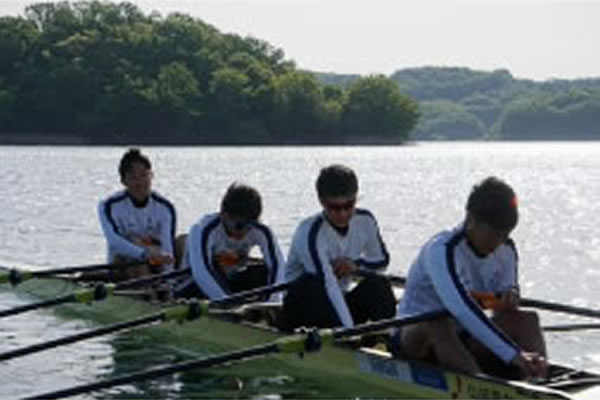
[181,213,285,301]
[397,224,520,363]
[285,208,389,328]
[98,190,176,271]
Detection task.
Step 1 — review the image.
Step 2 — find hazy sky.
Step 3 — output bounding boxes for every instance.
[2,0,599,81]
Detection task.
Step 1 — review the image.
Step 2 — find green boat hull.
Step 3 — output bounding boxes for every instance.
[5,276,600,399]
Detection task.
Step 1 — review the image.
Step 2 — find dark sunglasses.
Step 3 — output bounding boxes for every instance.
[324,199,356,212]
[224,218,254,232]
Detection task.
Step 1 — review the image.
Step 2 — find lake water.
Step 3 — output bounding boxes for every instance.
[1,142,600,398]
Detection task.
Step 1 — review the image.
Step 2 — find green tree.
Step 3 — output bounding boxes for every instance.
[342,75,418,142]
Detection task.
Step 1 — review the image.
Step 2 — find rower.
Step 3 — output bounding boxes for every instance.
[174,183,285,301]
[395,176,547,379]
[282,164,396,331]
[98,148,176,280]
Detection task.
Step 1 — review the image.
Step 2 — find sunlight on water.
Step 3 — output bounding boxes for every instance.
[1,142,600,397]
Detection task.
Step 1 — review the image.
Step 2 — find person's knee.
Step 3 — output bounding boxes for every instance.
[519,310,540,325]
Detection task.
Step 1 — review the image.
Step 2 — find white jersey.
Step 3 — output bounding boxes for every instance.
[397,224,520,363]
[286,209,390,328]
[98,190,177,270]
[181,213,285,301]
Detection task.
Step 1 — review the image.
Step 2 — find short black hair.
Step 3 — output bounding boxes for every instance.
[316,164,359,199]
[466,176,518,230]
[119,148,151,179]
[221,182,262,221]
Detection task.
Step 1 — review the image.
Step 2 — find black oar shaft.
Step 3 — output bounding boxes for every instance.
[333,310,448,339]
[521,298,600,318]
[33,261,144,278]
[0,294,75,318]
[353,269,406,286]
[25,343,280,400]
[212,281,290,307]
[0,313,163,362]
[115,268,190,290]
[0,269,191,319]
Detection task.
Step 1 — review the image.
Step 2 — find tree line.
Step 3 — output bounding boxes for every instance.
[320,67,600,140]
[0,1,419,144]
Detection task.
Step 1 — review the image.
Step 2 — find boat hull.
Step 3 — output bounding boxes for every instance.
[3,275,597,399]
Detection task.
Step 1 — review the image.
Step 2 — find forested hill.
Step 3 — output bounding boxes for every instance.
[317,68,600,140]
[0,1,418,144]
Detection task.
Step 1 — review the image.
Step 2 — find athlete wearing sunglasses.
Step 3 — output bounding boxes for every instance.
[282,164,396,330]
[175,183,285,301]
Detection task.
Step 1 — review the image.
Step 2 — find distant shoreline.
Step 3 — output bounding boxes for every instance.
[2,133,600,146]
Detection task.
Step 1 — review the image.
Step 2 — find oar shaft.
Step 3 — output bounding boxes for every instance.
[543,323,600,332]
[32,261,144,278]
[333,310,448,339]
[353,269,406,286]
[115,268,190,290]
[0,313,163,362]
[211,281,290,307]
[0,294,75,318]
[521,298,600,319]
[25,343,280,400]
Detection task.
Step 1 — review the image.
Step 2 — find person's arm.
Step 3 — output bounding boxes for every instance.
[425,240,520,364]
[353,210,390,271]
[496,240,520,309]
[254,223,286,302]
[187,218,229,300]
[155,197,177,271]
[301,219,354,328]
[98,199,146,261]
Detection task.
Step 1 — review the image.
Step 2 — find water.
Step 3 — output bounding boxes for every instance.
[1,142,600,398]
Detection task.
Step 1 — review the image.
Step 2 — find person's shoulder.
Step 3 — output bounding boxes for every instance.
[150,191,175,209]
[194,212,219,228]
[290,213,324,240]
[495,238,519,260]
[297,212,324,230]
[354,207,379,224]
[355,207,375,218]
[427,225,464,249]
[252,221,274,234]
[100,190,128,206]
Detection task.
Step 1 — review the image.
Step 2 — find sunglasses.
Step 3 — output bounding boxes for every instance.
[224,218,254,232]
[324,198,356,212]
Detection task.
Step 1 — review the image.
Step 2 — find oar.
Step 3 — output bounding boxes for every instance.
[520,298,600,319]
[353,268,406,286]
[0,280,289,361]
[0,301,202,362]
[23,310,445,400]
[0,268,190,319]
[543,323,600,332]
[0,261,146,286]
[355,269,600,321]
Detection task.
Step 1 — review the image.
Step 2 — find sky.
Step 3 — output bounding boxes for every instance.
[1,0,599,81]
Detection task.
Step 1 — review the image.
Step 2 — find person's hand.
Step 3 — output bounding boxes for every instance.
[511,351,548,380]
[145,247,174,266]
[214,251,241,272]
[332,258,358,278]
[500,288,520,310]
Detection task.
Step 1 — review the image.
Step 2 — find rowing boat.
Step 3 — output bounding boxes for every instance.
[3,271,600,399]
